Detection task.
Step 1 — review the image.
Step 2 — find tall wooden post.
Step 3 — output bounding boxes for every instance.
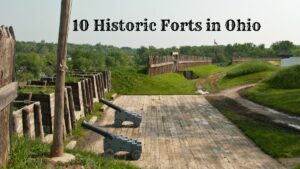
[50,0,72,157]
[0,26,16,168]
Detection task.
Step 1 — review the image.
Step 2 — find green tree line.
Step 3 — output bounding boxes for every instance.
[15,40,300,81]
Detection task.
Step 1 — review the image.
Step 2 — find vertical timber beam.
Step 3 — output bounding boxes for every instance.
[0,26,16,168]
[67,87,76,129]
[50,0,72,157]
[33,103,44,139]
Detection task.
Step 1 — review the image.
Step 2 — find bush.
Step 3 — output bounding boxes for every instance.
[265,65,300,89]
[226,60,276,78]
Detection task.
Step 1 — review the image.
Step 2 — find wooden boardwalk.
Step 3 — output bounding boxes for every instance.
[82,95,284,169]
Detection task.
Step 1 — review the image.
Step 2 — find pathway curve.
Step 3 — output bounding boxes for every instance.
[210,84,300,130]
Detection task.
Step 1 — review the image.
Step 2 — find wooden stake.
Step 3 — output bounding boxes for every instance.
[67,87,76,129]
[50,0,72,157]
[33,103,44,139]
[22,108,31,138]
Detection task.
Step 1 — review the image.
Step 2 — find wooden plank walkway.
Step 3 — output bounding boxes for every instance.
[81,95,284,169]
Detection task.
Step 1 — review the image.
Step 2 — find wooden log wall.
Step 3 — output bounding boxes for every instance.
[177,55,212,70]
[148,56,175,76]
[16,92,55,134]
[0,25,111,166]
[44,80,84,120]
[0,26,17,168]
[11,71,110,144]
[148,55,212,76]
[101,71,111,92]
[12,102,44,139]
[65,82,84,120]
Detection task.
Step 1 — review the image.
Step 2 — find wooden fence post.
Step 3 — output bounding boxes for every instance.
[84,79,91,114]
[80,80,88,115]
[87,78,94,110]
[50,0,72,157]
[95,74,102,101]
[67,87,76,129]
[99,73,105,98]
[33,103,44,139]
[22,108,35,138]
[0,26,16,168]
[64,90,72,134]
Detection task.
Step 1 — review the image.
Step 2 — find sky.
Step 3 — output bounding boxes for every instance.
[1,0,300,48]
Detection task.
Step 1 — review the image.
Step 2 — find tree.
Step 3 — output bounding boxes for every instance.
[15,53,43,80]
[135,46,149,65]
[42,53,56,77]
[271,41,295,53]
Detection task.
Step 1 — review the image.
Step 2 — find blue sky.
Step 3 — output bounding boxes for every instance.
[1,0,299,48]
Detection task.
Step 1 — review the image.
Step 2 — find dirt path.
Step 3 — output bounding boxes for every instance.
[80,95,284,169]
[196,73,225,91]
[210,84,300,130]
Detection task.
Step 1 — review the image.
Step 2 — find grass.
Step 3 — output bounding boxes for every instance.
[217,71,273,90]
[112,64,274,95]
[69,93,113,141]
[225,60,276,78]
[199,61,277,92]
[112,67,197,95]
[19,87,55,94]
[203,71,274,93]
[243,65,300,117]
[265,65,300,89]
[243,83,300,117]
[69,102,103,141]
[65,75,80,83]
[7,136,139,169]
[206,96,300,158]
[185,64,229,78]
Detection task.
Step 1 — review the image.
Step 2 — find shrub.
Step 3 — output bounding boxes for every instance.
[265,65,300,89]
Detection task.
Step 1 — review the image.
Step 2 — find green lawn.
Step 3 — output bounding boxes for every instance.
[185,64,228,77]
[19,87,55,94]
[243,84,300,117]
[112,67,197,95]
[225,60,276,78]
[264,65,300,89]
[112,64,275,95]
[8,136,138,169]
[217,71,273,90]
[198,61,277,93]
[202,71,273,93]
[65,75,80,83]
[216,60,277,91]
[69,102,103,141]
[69,92,113,141]
[206,96,300,158]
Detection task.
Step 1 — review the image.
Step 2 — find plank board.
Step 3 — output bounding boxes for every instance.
[82,95,285,169]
